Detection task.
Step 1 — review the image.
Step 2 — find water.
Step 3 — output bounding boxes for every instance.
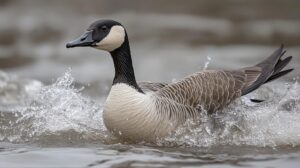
[1,68,300,167]
[1,0,300,167]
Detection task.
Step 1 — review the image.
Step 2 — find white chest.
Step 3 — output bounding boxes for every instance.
[102,84,172,141]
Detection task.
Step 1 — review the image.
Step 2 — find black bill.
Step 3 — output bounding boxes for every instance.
[66,30,95,48]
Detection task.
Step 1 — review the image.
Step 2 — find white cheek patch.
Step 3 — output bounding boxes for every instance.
[96,25,125,52]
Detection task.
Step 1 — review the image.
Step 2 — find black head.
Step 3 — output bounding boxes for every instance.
[66,20,126,52]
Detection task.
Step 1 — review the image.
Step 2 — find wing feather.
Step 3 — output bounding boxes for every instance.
[138,81,167,92]
[155,69,261,114]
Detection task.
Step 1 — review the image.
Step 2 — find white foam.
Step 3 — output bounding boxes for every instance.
[0,70,108,143]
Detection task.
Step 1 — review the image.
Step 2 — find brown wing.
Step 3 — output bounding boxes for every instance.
[154,45,293,114]
[155,69,261,114]
[138,81,167,92]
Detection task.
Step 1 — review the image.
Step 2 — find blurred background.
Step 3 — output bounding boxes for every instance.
[0,0,299,99]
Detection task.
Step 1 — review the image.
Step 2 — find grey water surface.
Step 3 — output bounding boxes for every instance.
[0,1,300,168]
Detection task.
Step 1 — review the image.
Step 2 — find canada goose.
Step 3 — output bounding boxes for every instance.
[66,19,293,142]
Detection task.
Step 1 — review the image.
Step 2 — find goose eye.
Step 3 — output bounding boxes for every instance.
[101,26,108,31]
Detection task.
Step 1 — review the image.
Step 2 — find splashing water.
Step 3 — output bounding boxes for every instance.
[0,70,300,147]
[203,55,212,70]
[0,69,107,144]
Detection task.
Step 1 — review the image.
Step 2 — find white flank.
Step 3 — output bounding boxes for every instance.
[103,83,172,141]
[96,25,125,51]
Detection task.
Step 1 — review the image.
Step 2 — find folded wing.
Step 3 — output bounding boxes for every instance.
[155,45,293,114]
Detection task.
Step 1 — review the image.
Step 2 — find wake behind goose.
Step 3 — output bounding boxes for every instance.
[66,19,293,142]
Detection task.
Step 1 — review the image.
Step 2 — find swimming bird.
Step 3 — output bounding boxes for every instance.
[66,19,293,142]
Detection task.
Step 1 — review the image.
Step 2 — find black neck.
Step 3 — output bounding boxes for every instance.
[109,36,143,93]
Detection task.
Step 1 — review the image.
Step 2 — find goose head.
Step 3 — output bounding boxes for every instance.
[66,19,143,92]
[66,20,126,52]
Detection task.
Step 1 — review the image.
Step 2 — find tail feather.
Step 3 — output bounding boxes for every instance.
[266,68,294,83]
[256,44,284,67]
[273,56,292,74]
[242,45,293,95]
